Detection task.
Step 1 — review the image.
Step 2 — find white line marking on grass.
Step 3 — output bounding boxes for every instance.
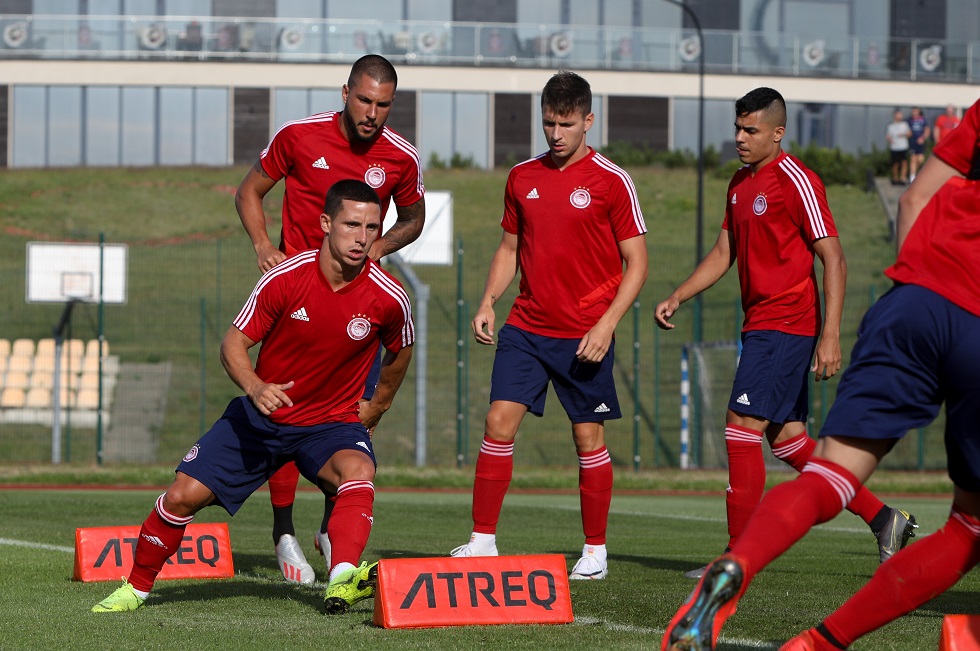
[0,537,74,553]
[575,616,777,648]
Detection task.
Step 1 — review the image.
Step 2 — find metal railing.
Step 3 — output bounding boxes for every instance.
[0,14,976,83]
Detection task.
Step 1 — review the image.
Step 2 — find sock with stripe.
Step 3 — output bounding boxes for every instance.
[128,493,194,593]
[725,424,765,549]
[731,458,860,581]
[326,480,375,571]
[821,506,980,647]
[578,446,613,545]
[471,435,514,534]
[771,431,885,525]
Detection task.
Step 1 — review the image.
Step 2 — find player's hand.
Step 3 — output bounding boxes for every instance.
[256,243,287,273]
[358,398,380,436]
[576,323,614,363]
[811,337,842,382]
[249,380,294,415]
[471,305,496,345]
[654,298,680,330]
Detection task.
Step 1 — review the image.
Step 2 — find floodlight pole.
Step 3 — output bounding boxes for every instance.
[663,0,705,343]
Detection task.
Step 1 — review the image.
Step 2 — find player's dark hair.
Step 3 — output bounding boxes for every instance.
[349,54,398,90]
[541,70,591,117]
[735,87,786,127]
[323,179,381,216]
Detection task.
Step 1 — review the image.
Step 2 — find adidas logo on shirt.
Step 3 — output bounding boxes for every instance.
[731,194,737,204]
[290,307,310,322]
[312,156,329,169]
[736,393,751,406]
[594,403,610,413]
[526,188,540,199]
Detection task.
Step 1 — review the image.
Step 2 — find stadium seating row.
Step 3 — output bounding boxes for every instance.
[0,338,115,412]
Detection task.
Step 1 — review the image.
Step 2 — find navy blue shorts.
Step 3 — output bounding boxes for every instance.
[821,284,980,491]
[728,330,816,424]
[489,324,621,422]
[176,397,376,515]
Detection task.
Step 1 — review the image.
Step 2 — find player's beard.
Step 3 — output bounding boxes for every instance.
[344,109,378,144]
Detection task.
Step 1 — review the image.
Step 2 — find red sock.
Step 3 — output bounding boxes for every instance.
[822,507,980,647]
[725,424,765,548]
[579,447,613,545]
[771,432,884,524]
[731,458,860,582]
[268,462,300,508]
[771,431,815,471]
[129,494,194,593]
[326,481,375,570]
[472,436,513,534]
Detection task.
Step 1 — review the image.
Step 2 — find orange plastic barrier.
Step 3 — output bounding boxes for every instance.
[73,524,234,582]
[373,554,574,628]
[939,615,980,651]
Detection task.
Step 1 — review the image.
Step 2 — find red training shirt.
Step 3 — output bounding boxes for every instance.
[501,148,647,338]
[886,98,980,317]
[260,111,424,255]
[233,252,414,426]
[723,150,838,336]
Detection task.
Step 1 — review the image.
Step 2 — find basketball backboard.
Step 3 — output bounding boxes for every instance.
[26,242,128,304]
[382,191,453,265]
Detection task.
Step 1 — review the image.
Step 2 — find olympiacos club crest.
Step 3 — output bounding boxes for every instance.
[753,194,768,215]
[347,315,372,340]
[365,166,386,188]
[569,187,591,209]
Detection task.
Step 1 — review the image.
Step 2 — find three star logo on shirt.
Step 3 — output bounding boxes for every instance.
[312,156,329,170]
[526,188,540,199]
[290,307,310,322]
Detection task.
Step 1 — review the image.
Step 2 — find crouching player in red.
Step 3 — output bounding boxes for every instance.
[92,179,414,614]
[662,96,980,650]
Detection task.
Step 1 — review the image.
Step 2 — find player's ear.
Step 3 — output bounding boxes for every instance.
[320,213,331,235]
[773,125,785,143]
[584,111,594,132]
[341,84,349,104]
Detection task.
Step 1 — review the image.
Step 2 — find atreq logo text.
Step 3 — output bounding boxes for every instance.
[399,569,558,610]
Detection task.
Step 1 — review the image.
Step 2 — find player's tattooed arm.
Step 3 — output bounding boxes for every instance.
[369,198,425,260]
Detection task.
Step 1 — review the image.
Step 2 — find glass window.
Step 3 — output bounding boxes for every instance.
[165,0,208,17]
[121,87,156,166]
[194,88,229,165]
[11,87,46,168]
[453,93,489,169]
[160,87,193,165]
[569,0,599,26]
[310,89,338,114]
[419,91,452,168]
[273,89,313,128]
[48,87,83,167]
[603,0,635,27]
[326,0,401,20]
[85,86,121,166]
[518,0,561,25]
[407,0,451,21]
[124,0,157,15]
[278,0,325,18]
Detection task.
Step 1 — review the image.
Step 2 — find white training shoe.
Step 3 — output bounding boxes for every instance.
[450,540,498,557]
[315,530,332,571]
[569,554,608,580]
[275,534,315,585]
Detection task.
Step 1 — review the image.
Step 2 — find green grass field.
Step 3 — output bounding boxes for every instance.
[0,486,974,650]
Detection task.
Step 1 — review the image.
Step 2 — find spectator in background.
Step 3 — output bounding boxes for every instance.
[933,103,961,143]
[886,109,912,185]
[907,107,929,182]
